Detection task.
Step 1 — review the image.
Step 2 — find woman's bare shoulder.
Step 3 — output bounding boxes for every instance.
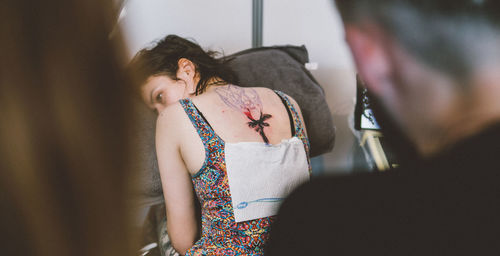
[157,101,185,122]
[156,101,192,136]
[250,87,300,105]
[247,86,275,94]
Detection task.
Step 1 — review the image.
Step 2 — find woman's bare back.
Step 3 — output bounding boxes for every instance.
[172,84,305,176]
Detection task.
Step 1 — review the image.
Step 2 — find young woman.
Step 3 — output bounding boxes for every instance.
[131,35,311,255]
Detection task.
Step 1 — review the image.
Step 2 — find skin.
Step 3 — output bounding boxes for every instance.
[141,58,307,255]
[344,22,500,158]
[141,58,198,113]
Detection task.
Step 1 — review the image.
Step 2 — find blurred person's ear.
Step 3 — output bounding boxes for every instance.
[344,24,393,97]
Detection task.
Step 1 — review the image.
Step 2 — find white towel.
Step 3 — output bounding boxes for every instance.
[225,137,309,222]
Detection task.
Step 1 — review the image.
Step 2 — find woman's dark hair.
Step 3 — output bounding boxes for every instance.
[130,35,237,95]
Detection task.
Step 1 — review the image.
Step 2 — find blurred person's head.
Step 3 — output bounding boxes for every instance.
[335,0,500,157]
[0,1,137,256]
[129,35,237,113]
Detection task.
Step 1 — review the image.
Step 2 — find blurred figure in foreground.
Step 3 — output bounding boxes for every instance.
[267,0,500,255]
[0,1,137,256]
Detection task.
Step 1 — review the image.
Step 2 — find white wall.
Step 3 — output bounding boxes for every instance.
[264,0,356,116]
[264,0,353,70]
[120,0,252,58]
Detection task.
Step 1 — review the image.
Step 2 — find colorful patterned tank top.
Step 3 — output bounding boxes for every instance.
[181,90,310,256]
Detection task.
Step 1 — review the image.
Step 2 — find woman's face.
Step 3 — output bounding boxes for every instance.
[141,75,187,113]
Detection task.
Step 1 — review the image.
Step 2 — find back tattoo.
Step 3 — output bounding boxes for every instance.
[215,85,273,144]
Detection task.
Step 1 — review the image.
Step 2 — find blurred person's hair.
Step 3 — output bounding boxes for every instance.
[129,34,237,96]
[0,1,137,256]
[335,0,500,80]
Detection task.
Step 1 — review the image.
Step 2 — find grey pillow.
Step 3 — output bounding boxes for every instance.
[133,45,335,204]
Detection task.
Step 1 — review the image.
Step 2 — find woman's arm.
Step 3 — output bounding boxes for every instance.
[155,106,198,255]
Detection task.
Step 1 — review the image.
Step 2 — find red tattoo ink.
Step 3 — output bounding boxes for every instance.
[243,109,254,120]
[215,85,273,144]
